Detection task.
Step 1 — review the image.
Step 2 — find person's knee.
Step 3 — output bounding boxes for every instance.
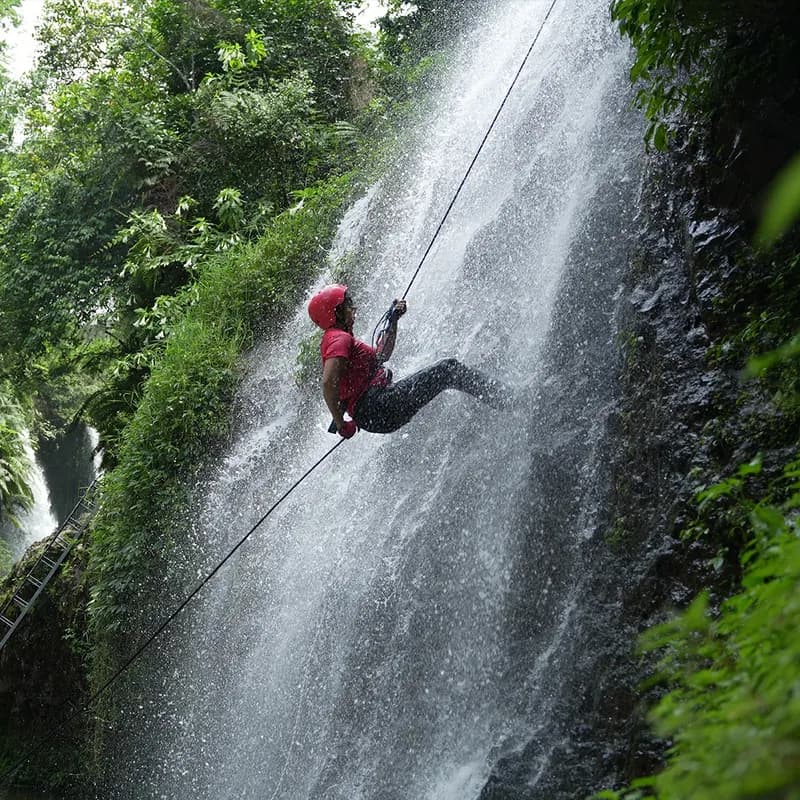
[430,357,473,391]
[435,357,462,375]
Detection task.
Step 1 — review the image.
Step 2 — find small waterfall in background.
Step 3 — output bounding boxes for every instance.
[1,434,57,561]
[105,0,644,797]
[0,423,101,563]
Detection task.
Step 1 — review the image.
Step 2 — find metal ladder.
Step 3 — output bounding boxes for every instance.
[0,479,99,652]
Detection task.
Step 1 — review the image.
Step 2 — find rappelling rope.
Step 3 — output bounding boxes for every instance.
[1,1,560,784]
[372,0,559,347]
[400,0,560,301]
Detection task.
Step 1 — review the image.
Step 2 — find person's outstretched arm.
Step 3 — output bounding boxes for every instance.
[376,300,407,363]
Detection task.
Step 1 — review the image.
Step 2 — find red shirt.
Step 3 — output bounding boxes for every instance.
[321,329,388,416]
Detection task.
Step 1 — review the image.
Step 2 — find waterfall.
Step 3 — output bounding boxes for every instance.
[105,0,643,797]
[1,433,57,561]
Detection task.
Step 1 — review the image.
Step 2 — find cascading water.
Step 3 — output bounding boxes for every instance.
[105,1,644,797]
[0,434,56,561]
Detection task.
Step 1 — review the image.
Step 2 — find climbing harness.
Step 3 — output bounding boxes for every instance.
[1,0,560,784]
[325,298,401,433]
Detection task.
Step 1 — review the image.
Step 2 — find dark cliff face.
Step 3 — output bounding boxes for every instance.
[0,541,90,794]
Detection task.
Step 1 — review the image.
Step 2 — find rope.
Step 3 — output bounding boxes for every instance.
[1,1,560,784]
[0,437,346,785]
[401,0,559,301]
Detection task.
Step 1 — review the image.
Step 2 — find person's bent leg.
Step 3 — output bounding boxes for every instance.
[355,359,511,433]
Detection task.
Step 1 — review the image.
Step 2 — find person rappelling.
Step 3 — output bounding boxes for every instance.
[308,284,513,439]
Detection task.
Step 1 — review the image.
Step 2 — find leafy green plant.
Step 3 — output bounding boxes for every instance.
[0,0,369,423]
[294,330,323,386]
[610,0,797,150]
[598,457,800,800]
[600,329,800,799]
[634,464,800,800]
[609,0,711,149]
[756,150,800,247]
[694,455,762,511]
[0,387,33,526]
[0,536,13,578]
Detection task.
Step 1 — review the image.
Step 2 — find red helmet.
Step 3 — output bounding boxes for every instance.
[308,284,347,330]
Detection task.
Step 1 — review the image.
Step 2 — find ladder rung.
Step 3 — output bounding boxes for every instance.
[27,576,43,589]
[40,556,57,569]
[0,614,14,628]
[51,534,71,550]
[32,563,55,580]
[13,595,29,610]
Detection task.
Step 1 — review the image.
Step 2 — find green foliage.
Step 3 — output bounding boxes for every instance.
[632,461,800,800]
[0,0,19,28]
[294,329,323,386]
[0,535,13,577]
[0,0,22,123]
[603,326,800,799]
[191,68,332,208]
[745,331,800,377]
[376,0,481,67]
[368,0,477,111]
[599,458,800,800]
[0,0,371,456]
[694,455,762,511]
[594,783,650,800]
[611,0,798,149]
[0,61,20,154]
[610,0,700,149]
[0,386,33,525]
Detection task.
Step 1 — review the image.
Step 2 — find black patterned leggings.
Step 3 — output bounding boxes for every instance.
[353,358,507,434]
